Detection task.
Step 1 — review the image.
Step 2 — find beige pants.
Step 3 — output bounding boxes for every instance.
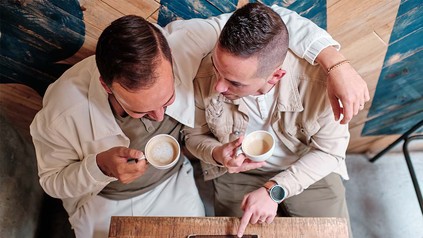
[69,159,205,238]
[213,172,352,237]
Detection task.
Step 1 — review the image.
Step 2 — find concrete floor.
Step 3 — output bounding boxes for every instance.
[345,152,423,238]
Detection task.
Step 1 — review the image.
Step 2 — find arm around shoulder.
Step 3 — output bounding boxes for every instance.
[271,4,340,64]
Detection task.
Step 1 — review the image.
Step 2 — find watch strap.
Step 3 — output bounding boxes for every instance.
[263,180,277,191]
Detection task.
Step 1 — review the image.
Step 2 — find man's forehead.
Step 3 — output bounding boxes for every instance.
[212,50,260,82]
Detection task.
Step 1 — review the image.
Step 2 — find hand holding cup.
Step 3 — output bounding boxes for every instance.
[236,130,275,162]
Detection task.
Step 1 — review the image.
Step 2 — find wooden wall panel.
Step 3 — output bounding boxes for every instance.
[362,0,423,138]
[1,0,421,153]
[0,84,42,142]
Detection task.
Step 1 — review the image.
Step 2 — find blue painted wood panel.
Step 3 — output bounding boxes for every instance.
[158,0,224,26]
[158,0,326,29]
[362,0,423,135]
[260,0,326,29]
[0,0,84,95]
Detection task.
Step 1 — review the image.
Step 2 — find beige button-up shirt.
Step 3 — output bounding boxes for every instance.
[30,5,340,217]
[184,51,350,198]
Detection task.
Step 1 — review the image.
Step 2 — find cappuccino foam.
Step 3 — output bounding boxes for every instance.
[148,141,177,166]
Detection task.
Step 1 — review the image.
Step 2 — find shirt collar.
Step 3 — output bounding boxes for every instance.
[87,57,124,140]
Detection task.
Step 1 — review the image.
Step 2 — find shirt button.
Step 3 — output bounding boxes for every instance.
[204,171,208,175]
[234,131,240,135]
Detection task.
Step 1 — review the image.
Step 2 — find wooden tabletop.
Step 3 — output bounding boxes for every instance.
[109,216,349,238]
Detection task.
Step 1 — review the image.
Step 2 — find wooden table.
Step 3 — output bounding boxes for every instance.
[109,216,348,238]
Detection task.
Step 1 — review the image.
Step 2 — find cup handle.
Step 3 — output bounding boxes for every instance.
[127,155,146,164]
[235,146,243,157]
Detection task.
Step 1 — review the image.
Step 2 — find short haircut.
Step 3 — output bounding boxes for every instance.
[218,3,289,78]
[96,15,172,90]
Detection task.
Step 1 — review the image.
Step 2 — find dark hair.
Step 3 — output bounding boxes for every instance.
[96,15,172,90]
[218,3,289,78]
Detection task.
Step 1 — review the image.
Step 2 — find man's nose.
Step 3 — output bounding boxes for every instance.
[214,78,228,93]
[148,107,165,122]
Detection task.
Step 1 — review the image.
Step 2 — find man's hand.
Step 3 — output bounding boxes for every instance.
[212,136,265,173]
[327,63,370,124]
[237,187,278,237]
[96,146,148,183]
[316,46,370,124]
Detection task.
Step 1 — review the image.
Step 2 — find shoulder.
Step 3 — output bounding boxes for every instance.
[158,19,219,52]
[283,51,330,112]
[194,54,215,92]
[39,56,99,124]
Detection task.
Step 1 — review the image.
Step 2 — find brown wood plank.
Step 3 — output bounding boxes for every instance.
[327,0,401,153]
[147,8,160,23]
[3,0,417,153]
[0,84,42,142]
[102,0,160,18]
[66,0,161,64]
[80,0,124,31]
[108,216,349,238]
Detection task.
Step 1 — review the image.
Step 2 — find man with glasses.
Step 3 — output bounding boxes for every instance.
[31,5,366,238]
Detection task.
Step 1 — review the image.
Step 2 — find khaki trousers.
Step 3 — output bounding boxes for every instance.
[213,172,352,237]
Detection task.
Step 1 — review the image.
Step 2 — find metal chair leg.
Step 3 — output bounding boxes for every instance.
[370,119,423,163]
[368,119,423,214]
[403,134,423,214]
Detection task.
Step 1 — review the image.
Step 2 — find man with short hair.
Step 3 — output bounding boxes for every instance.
[31,5,362,238]
[184,3,353,237]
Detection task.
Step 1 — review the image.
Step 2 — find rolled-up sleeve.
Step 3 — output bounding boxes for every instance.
[271,4,340,64]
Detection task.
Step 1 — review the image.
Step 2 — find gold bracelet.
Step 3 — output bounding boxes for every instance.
[327,60,350,75]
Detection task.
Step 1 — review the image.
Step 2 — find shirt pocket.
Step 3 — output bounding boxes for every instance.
[288,121,320,146]
[282,123,311,155]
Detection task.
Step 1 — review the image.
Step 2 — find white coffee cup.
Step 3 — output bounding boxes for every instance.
[237,130,275,162]
[142,134,180,169]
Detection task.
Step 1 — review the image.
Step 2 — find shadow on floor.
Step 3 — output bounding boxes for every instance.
[36,194,74,238]
[345,152,423,238]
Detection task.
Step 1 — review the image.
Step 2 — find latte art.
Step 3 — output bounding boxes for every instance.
[144,134,180,170]
[148,141,177,165]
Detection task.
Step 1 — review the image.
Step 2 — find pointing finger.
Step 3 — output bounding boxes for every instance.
[237,210,252,237]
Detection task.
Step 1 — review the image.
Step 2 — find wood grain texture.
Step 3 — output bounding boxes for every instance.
[0,84,42,142]
[108,216,349,238]
[327,0,403,152]
[0,0,84,95]
[362,0,423,136]
[2,0,421,153]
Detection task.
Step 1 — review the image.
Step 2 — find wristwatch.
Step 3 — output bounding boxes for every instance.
[264,181,286,204]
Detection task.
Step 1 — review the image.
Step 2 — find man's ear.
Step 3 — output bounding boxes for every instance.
[99,76,112,94]
[267,68,286,85]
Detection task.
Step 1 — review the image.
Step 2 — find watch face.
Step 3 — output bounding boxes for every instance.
[270,185,285,202]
